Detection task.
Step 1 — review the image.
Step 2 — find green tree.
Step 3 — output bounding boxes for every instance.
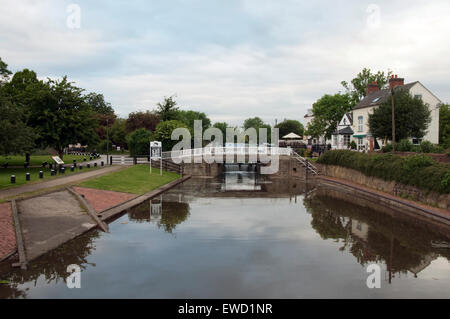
[156,96,179,121]
[110,118,128,150]
[126,110,160,133]
[175,110,211,132]
[154,120,188,151]
[84,92,115,115]
[243,117,272,144]
[25,76,99,158]
[213,122,228,138]
[368,90,431,142]
[439,104,450,148]
[0,92,36,156]
[126,128,152,156]
[341,68,392,105]
[306,93,353,139]
[275,119,304,138]
[0,57,12,84]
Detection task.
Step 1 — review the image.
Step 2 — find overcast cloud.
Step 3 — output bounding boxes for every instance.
[1,0,449,126]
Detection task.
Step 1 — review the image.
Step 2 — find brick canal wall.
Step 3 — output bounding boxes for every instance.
[316,164,450,210]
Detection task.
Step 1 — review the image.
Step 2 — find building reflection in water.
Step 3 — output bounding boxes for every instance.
[304,194,450,284]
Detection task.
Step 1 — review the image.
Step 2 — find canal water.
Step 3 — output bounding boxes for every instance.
[1,172,449,298]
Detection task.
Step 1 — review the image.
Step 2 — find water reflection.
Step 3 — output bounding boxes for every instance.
[128,197,190,234]
[0,173,449,298]
[305,195,450,282]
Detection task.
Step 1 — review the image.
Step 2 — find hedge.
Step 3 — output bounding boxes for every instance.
[317,150,450,194]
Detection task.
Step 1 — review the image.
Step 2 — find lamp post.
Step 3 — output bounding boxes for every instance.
[391,89,396,153]
[106,118,109,160]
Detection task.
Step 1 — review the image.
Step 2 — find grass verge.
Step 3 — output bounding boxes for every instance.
[78,165,180,195]
[0,166,102,190]
[0,155,88,166]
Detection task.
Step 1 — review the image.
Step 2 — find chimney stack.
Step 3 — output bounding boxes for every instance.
[366,81,379,96]
[389,75,404,90]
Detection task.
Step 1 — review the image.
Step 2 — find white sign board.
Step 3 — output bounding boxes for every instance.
[52,156,64,165]
[150,141,163,175]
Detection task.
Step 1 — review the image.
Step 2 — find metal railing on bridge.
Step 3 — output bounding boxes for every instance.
[109,147,319,175]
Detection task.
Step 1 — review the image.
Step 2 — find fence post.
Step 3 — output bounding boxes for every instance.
[134,157,137,165]
[109,155,112,165]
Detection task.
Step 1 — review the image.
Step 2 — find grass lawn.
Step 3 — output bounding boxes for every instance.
[78,165,180,195]
[0,155,89,166]
[0,166,101,190]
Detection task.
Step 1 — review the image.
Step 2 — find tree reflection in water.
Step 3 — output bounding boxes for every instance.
[128,199,190,234]
[304,194,450,280]
[0,230,101,299]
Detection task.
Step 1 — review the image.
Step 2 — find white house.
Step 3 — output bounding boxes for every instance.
[350,75,441,151]
[304,109,326,145]
[330,113,354,150]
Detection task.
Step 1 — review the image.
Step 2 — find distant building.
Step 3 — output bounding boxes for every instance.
[351,75,441,151]
[304,109,326,145]
[312,75,442,151]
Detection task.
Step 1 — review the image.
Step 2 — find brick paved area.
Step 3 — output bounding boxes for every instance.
[0,202,16,260]
[73,186,137,213]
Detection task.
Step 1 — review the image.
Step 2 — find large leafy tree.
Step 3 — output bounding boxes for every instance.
[154,120,188,151]
[110,118,128,150]
[126,110,160,133]
[156,96,179,121]
[0,92,36,156]
[175,110,211,132]
[25,76,99,158]
[213,122,228,137]
[243,117,272,143]
[306,93,353,139]
[439,104,450,148]
[84,93,117,141]
[275,119,304,138]
[368,90,431,142]
[341,68,392,105]
[84,92,115,115]
[126,128,153,156]
[0,57,12,84]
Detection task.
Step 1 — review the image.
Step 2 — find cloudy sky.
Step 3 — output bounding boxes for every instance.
[1,0,449,126]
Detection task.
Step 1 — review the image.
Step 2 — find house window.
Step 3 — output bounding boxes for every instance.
[412,138,422,145]
[358,138,364,151]
[414,94,422,100]
[344,135,350,147]
[358,116,363,132]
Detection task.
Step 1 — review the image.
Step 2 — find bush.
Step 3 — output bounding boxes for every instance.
[127,129,153,156]
[397,139,413,152]
[382,144,393,153]
[317,150,450,193]
[419,140,434,153]
[349,141,357,150]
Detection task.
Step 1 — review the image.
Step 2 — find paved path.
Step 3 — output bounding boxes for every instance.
[0,202,15,261]
[17,190,96,262]
[318,176,450,224]
[0,165,123,200]
[73,186,137,213]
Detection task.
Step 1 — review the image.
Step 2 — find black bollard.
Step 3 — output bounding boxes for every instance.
[71,166,75,172]
[11,175,15,184]
[87,163,91,169]
[73,159,77,168]
[101,161,104,167]
[94,162,97,167]
[26,173,30,181]
[83,158,87,162]
[39,171,44,179]
[61,167,65,174]
[79,165,83,170]
[51,169,56,176]
[89,156,92,161]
